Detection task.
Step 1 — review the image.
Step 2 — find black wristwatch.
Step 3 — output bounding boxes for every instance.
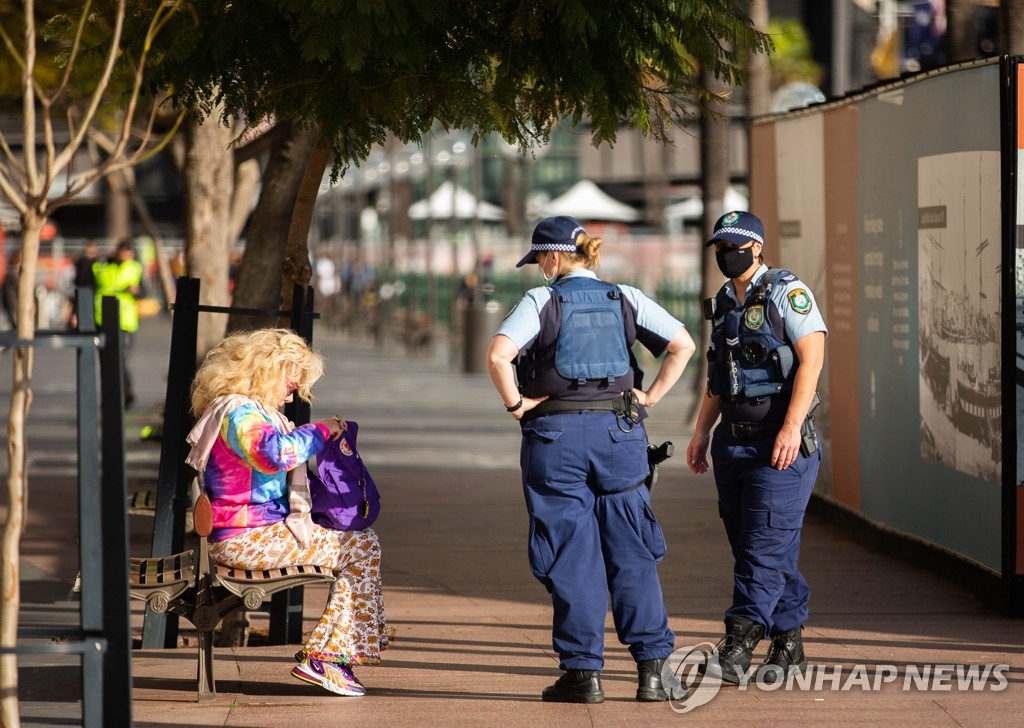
[505,397,524,413]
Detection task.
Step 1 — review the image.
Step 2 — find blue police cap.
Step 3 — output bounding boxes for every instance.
[516,216,587,267]
[705,210,765,248]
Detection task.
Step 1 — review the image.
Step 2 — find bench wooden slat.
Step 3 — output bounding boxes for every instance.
[213,562,333,582]
[129,552,195,587]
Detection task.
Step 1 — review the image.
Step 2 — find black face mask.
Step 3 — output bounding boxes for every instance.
[715,246,754,279]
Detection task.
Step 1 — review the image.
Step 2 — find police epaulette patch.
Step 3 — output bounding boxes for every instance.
[781,274,797,283]
[788,288,812,314]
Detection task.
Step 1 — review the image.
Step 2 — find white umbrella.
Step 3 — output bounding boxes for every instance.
[408,180,505,221]
[542,179,640,222]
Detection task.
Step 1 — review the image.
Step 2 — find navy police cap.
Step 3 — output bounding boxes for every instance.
[705,210,765,248]
[516,216,587,267]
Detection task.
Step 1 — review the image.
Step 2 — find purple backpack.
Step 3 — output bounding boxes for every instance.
[308,420,381,531]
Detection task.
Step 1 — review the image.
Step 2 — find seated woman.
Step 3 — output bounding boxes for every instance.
[185,328,387,697]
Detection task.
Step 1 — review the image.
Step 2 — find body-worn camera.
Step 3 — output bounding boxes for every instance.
[703,297,717,320]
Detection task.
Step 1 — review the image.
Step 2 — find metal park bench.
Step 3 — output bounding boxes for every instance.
[141,277,321,658]
[128,490,334,701]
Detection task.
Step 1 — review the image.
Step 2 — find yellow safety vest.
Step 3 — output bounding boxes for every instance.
[93,259,143,332]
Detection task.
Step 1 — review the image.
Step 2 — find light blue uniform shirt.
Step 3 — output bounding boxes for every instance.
[721,264,827,342]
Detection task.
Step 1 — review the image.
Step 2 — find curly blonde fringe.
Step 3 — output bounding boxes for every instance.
[191,328,325,416]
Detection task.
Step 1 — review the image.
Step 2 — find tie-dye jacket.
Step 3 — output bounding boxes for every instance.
[203,402,330,543]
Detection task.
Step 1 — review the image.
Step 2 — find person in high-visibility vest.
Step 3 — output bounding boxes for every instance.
[93,239,143,406]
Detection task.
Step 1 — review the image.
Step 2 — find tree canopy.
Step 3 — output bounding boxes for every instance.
[156,0,771,163]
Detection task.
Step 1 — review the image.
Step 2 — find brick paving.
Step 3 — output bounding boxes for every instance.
[3,315,1022,727]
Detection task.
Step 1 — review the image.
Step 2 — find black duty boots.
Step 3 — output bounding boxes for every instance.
[758,625,807,684]
[636,658,681,702]
[702,615,765,684]
[541,669,605,703]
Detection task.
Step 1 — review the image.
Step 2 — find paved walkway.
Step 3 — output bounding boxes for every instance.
[3,315,1023,726]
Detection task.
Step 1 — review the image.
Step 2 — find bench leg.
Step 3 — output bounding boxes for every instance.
[197,627,216,702]
[191,573,221,702]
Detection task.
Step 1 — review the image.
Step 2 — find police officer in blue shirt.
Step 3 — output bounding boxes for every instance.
[686,210,826,685]
[486,216,696,703]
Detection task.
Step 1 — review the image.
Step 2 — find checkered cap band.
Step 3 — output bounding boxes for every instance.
[713,226,763,245]
[706,210,765,248]
[531,240,579,253]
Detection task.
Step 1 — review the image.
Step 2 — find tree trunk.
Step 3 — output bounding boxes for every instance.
[692,69,732,421]
[125,179,177,314]
[746,0,771,118]
[281,134,331,320]
[183,111,235,358]
[2,211,42,728]
[228,122,319,333]
[230,157,261,245]
[105,163,177,313]
[104,178,132,242]
[1001,1,1024,55]
[945,0,977,63]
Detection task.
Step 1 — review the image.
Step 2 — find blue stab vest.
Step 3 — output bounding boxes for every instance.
[516,276,640,401]
[706,269,797,421]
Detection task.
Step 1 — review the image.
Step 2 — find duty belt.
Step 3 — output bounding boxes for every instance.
[520,393,639,426]
[725,422,779,438]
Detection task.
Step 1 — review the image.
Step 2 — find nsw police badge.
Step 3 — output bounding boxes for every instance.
[744,305,765,330]
[788,288,812,314]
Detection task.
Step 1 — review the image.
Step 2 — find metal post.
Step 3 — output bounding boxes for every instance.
[270,285,314,644]
[74,290,105,727]
[98,296,133,726]
[143,276,200,648]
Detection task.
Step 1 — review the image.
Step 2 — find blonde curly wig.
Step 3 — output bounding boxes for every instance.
[191,328,325,416]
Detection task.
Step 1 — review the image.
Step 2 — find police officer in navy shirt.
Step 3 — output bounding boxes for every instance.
[686,211,826,685]
[486,216,696,703]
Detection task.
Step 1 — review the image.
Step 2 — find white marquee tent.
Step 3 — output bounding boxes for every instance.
[408,180,505,221]
[664,186,749,221]
[541,179,640,222]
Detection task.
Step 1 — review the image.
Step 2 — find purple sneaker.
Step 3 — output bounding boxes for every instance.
[291,658,366,697]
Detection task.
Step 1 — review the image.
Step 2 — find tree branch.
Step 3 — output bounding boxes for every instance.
[51,0,127,178]
[0,131,26,178]
[45,0,94,105]
[0,168,27,215]
[233,122,288,165]
[22,0,39,194]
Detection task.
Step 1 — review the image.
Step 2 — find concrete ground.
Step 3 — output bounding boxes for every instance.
[3,314,1023,727]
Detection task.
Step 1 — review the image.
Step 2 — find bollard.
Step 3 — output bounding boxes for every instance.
[462,300,505,373]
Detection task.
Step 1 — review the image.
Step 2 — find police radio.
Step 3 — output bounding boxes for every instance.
[702,297,717,320]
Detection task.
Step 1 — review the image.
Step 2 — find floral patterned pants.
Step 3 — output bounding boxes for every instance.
[209,522,387,665]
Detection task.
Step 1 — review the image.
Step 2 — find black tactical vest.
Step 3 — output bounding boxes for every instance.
[706,268,797,423]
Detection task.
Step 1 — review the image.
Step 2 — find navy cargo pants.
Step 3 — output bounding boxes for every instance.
[520,411,674,671]
[710,426,820,635]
